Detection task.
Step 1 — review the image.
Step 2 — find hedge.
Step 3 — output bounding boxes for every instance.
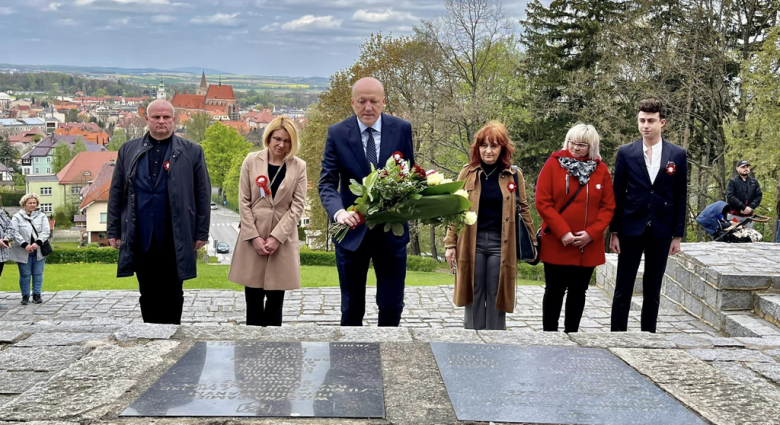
[46,248,119,264]
[45,247,445,272]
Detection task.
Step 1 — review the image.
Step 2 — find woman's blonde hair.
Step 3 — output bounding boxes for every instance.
[563,123,601,160]
[19,193,41,208]
[262,116,299,160]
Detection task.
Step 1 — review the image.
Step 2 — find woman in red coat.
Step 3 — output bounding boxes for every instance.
[535,123,615,333]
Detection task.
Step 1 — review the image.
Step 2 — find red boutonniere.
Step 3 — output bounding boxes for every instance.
[163,161,170,171]
[665,161,677,175]
[392,151,404,164]
[507,181,517,192]
[256,175,271,197]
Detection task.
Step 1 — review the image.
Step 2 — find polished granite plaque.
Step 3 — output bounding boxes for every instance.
[431,343,708,425]
[122,341,384,418]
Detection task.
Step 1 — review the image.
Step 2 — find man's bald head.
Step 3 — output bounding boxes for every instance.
[145,99,175,140]
[351,77,386,127]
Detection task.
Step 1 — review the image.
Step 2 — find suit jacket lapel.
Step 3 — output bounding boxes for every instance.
[347,117,372,176]
[633,139,652,185]
[377,113,394,167]
[272,157,295,206]
[653,140,673,186]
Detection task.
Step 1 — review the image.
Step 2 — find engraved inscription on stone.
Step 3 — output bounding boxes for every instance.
[431,343,709,425]
[121,341,384,418]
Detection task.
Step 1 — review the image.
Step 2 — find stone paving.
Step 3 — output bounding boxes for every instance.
[0,285,719,336]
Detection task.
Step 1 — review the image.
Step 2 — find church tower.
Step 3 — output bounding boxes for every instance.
[156,78,166,100]
[196,71,207,96]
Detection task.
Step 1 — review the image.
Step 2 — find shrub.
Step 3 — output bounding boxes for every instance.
[47,248,119,264]
[405,255,441,272]
[517,262,545,281]
[300,250,337,266]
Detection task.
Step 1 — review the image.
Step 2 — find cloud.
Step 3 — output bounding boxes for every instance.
[191,12,241,26]
[0,7,14,15]
[74,0,97,5]
[281,15,342,31]
[110,18,130,25]
[46,3,62,11]
[55,18,79,26]
[151,14,177,23]
[352,8,417,23]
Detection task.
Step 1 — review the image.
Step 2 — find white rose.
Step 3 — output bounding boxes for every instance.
[426,172,444,186]
[464,211,477,225]
[454,189,468,198]
[441,178,453,184]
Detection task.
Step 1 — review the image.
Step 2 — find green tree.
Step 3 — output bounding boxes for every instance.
[65,109,79,123]
[201,122,251,195]
[223,155,245,207]
[72,137,87,156]
[52,144,74,174]
[184,112,212,143]
[107,128,127,151]
[0,137,21,178]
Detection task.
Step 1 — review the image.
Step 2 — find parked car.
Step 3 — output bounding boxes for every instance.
[216,242,230,254]
[210,205,218,210]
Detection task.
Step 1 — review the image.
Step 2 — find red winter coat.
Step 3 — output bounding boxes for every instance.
[535,150,616,267]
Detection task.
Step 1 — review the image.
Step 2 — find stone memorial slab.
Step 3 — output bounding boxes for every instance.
[121,341,384,418]
[431,342,708,425]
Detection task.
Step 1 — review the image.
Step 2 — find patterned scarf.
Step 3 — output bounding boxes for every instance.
[558,157,598,185]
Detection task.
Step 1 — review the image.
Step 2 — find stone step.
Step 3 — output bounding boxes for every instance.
[723,312,780,338]
[755,293,780,328]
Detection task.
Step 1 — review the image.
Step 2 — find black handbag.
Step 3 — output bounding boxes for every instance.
[513,168,539,265]
[536,182,585,262]
[24,217,53,257]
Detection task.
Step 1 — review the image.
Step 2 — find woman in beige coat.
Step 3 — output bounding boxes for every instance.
[228,116,307,326]
[443,121,535,330]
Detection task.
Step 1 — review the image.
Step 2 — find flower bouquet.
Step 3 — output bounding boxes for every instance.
[332,152,476,242]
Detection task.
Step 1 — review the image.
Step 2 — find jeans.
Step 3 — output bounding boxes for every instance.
[465,229,506,330]
[18,253,45,297]
[776,222,780,243]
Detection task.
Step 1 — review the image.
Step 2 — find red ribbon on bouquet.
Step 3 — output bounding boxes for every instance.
[256,175,271,198]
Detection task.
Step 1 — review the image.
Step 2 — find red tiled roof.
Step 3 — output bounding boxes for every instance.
[171,94,205,110]
[78,162,116,210]
[244,109,274,123]
[223,121,250,135]
[57,151,118,185]
[18,105,30,111]
[205,84,235,100]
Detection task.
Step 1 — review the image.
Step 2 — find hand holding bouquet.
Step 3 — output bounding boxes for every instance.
[333,152,474,242]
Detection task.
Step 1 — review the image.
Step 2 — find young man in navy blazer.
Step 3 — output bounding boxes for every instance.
[609,99,688,333]
[318,77,415,327]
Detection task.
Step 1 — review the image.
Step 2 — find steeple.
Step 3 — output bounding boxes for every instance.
[197,70,207,95]
[218,75,222,87]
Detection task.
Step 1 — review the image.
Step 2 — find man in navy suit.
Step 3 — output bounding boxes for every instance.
[319,77,415,327]
[609,99,688,333]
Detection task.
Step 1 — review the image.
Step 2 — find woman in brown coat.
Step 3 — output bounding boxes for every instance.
[443,121,535,330]
[228,116,307,326]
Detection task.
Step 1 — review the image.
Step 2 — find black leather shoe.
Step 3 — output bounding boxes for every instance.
[21,296,29,305]
[32,294,42,304]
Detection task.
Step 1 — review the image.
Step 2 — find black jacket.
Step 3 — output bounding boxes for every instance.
[727,175,762,215]
[107,133,211,280]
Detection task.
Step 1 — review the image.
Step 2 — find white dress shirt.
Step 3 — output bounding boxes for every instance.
[643,141,663,184]
[334,116,384,221]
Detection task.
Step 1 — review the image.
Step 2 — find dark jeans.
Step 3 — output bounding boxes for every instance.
[465,229,506,330]
[611,227,673,333]
[336,228,407,327]
[542,263,594,333]
[134,242,184,325]
[245,287,285,326]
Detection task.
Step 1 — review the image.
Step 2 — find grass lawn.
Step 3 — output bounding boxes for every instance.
[0,264,541,292]
[50,242,81,249]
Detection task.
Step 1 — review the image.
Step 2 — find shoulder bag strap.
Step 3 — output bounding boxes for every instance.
[541,181,585,235]
[23,217,41,240]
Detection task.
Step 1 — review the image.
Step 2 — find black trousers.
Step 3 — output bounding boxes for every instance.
[335,228,407,327]
[134,242,184,325]
[542,263,594,333]
[610,227,673,333]
[245,287,285,326]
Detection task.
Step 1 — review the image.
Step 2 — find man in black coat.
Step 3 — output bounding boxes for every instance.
[107,99,211,324]
[609,99,688,333]
[726,160,762,228]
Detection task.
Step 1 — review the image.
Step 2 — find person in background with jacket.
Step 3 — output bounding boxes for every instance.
[9,193,51,305]
[107,99,211,324]
[228,116,307,326]
[536,124,615,333]
[444,121,535,330]
[726,159,762,229]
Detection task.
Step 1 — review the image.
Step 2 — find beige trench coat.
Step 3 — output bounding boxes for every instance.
[228,149,307,289]
[443,164,535,313]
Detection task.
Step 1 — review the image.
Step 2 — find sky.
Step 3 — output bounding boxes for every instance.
[0,0,532,78]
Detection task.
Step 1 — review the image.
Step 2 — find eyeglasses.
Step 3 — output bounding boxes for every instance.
[271,135,291,145]
[568,141,589,149]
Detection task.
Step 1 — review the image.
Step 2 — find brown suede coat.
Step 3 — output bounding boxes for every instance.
[443,164,535,313]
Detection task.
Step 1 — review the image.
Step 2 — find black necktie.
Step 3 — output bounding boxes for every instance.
[365,127,378,168]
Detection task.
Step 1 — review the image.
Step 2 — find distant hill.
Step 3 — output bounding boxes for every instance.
[170,67,228,75]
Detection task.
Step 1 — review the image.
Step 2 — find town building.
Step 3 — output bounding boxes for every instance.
[170,71,239,121]
[78,161,115,245]
[21,134,107,175]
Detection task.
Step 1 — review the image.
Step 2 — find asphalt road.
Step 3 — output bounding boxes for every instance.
[209,204,240,265]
